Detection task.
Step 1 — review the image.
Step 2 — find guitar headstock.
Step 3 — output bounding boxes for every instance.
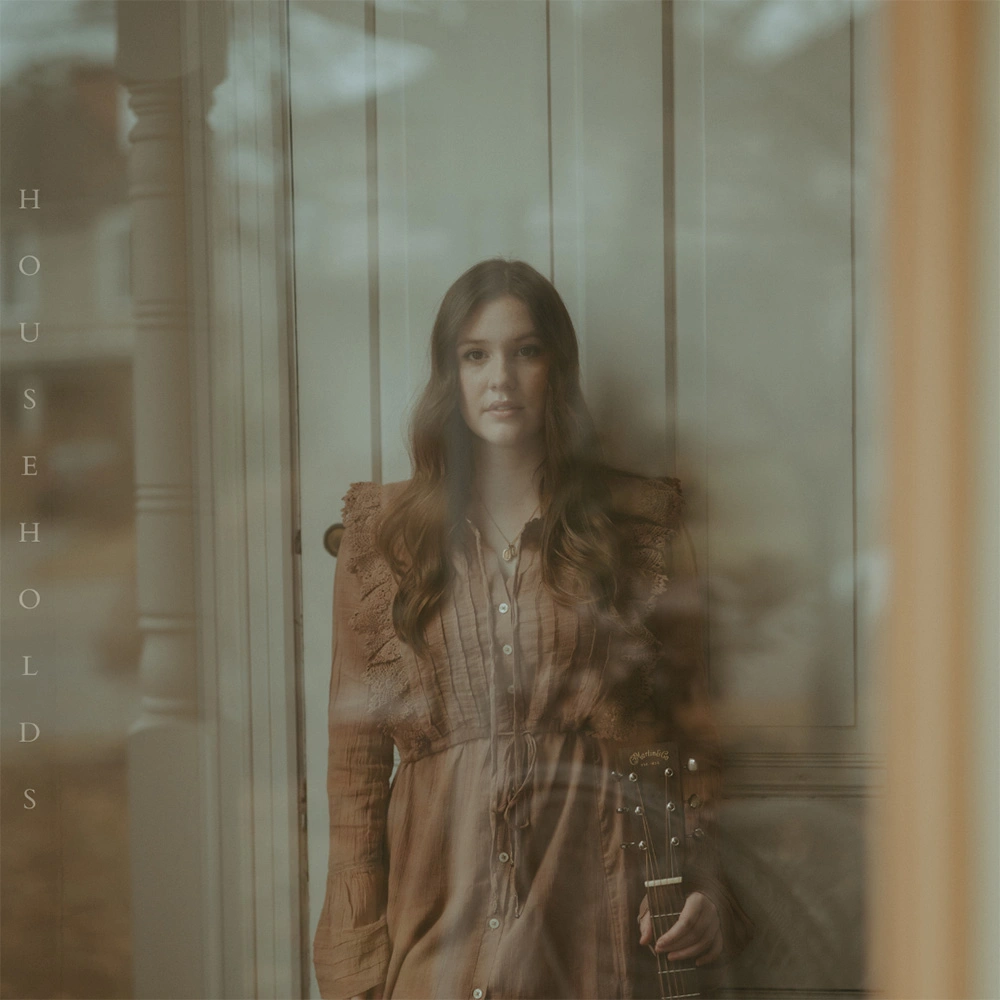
[615,741,687,883]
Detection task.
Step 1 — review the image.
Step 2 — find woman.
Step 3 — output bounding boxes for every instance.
[313,259,752,1000]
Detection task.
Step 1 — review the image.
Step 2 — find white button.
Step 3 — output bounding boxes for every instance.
[498,602,509,614]
[498,851,510,863]
[507,683,515,695]
[488,917,500,929]
[473,990,484,999]
[502,644,513,655]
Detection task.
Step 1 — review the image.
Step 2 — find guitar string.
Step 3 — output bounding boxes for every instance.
[666,785,698,999]
[636,770,700,999]
[633,777,664,993]
[665,787,695,997]
[636,779,681,998]
[635,777,693,998]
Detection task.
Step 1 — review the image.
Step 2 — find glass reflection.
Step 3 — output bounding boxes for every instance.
[1,2,136,998]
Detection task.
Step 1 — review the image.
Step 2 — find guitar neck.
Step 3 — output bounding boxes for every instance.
[617,741,702,1000]
[645,878,700,999]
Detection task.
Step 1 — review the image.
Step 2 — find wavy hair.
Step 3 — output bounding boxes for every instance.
[376,258,622,652]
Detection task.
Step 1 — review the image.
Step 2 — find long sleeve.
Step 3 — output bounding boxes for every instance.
[655,516,755,963]
[313,516,395,999]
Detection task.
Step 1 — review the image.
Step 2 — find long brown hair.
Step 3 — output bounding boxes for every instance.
[376,258,622,652]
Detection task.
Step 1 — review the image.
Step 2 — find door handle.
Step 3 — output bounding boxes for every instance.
[324,523,345,557]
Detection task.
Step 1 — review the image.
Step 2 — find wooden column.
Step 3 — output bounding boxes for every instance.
[115,0,303,995]
[115,2,213,996]
[876,2,989,997]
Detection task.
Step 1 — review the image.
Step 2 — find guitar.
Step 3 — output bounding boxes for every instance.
[615,741,701,1000]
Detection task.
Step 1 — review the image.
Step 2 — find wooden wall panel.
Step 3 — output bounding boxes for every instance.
[672,4,876,994]
[550,0,669,478]
[674,0,862,737]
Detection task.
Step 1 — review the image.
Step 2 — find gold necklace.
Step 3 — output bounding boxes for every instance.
[476,495,540,562]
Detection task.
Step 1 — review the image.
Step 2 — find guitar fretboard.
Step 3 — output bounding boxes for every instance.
[621,741,702,1000]
[645,878,700,998]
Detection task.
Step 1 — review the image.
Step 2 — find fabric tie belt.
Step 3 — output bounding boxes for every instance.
[488,728,537,918]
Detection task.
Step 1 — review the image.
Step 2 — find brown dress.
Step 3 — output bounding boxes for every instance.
[313,473,752,1000]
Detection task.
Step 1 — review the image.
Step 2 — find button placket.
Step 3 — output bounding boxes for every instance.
[480,533,520,878]
[493,568,517,698]
[466,521,514,1000]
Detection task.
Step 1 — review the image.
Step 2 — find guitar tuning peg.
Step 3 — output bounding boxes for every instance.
[628,772,638,782]
[687,794,702,809]
[634,805,643,815]
[692,828,705,839]
[670,836,681,847]
[620,841,636,850]
[616,806,627,813]
[666,801,676,812]
[637,840,647,851]
[664,767,674,776]
[687,757,698,771]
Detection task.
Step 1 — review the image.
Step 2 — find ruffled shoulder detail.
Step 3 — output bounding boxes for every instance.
[588,473,687,741]
[609,471,685,527]
[341,481,407,716]
[608,471,685,617]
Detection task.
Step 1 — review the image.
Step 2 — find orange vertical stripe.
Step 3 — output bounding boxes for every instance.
[876,2,981,997]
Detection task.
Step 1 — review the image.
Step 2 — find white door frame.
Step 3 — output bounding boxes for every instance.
[177,1,303,996]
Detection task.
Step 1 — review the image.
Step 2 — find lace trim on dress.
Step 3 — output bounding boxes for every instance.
[582,474,686,741]
[609,473,685,634]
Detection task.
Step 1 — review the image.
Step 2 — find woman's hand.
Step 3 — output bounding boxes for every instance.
[638,890,724,966]
[348,984,384,1000]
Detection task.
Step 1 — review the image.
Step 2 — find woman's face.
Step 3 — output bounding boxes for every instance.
[456,295,551,456]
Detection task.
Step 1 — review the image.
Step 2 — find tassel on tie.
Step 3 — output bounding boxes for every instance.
[499,729,536,917]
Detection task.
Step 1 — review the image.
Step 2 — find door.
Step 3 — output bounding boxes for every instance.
[290,2,877,997]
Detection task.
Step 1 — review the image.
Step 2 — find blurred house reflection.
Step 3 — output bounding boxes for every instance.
[0,4,138,997]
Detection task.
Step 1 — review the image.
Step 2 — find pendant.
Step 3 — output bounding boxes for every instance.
[502,544,516,562]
